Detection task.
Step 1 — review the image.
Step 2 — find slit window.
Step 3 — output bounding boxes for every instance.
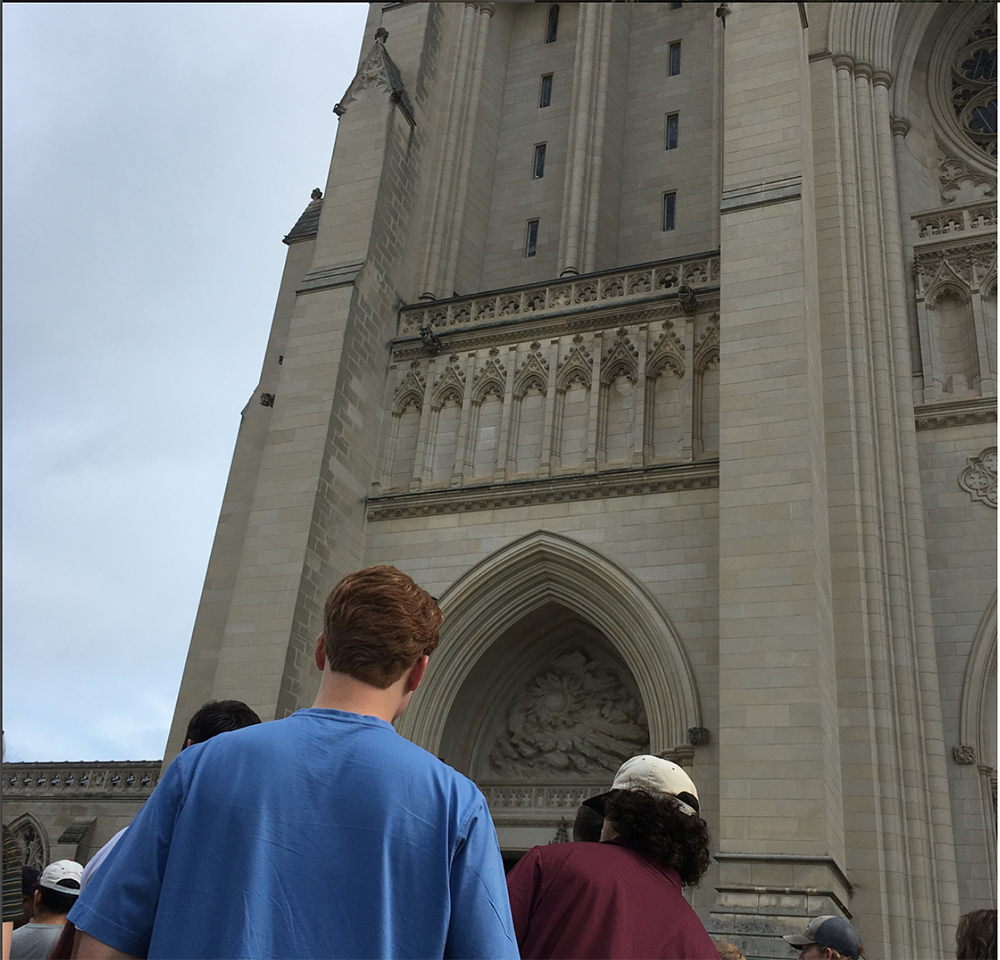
[666,113,679,150]
[662,192,677,231]
[525,220,539,257]
[671,2,683,9]
[540,74,553,108]
[546,5,559,43]
[533,143,547,179]
[668,42,682,77]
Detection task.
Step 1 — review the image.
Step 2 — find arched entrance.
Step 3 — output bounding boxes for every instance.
[397,530,703,852]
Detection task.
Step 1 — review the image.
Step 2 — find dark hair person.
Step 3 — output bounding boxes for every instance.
[956,908,997,960]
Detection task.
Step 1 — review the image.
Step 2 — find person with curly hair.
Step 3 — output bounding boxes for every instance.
[506,754,718,959]
[956,908,997,960]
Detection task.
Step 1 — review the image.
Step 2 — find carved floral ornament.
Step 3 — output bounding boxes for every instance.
[959,446,998,508]
[488,650,649,778]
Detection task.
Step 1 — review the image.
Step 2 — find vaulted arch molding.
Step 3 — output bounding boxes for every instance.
[398,530,702,756]
[829,1,897,75]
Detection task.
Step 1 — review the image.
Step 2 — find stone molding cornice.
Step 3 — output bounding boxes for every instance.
[720,177,802,214]
[367,460,719,520]
[914,397,997,431]
[3,761,161,800]
[714,852,854,899]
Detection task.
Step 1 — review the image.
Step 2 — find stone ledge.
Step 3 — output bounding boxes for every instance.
[720,177,802,213]
[914,396,997,430]
[367,461,720,520]
[296,260,365,293]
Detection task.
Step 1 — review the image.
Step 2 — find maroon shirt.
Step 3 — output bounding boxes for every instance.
[506,839,720,960]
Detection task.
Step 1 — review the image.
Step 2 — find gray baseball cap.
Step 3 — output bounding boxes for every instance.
[783,916,863,959]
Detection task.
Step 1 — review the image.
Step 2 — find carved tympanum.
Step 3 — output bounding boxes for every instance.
[489,650,648,776]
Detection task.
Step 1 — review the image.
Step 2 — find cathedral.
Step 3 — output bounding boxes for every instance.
[4,3,996,957]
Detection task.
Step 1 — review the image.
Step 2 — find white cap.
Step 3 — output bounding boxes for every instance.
[39,859,83,896]
[584,754,700,817]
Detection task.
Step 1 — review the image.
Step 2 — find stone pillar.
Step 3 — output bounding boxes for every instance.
[712,5,847,954]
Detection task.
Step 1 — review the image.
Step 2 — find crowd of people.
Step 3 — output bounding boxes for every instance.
[2,565,996,959]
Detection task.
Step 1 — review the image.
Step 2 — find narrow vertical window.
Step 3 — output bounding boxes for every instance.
[668,42,681,76]
[533,143,547,179]
[539,74,553,108]
[525,220,539,257]
[662,192,676,231]
[546,5,559,43]
[666,113,679,150]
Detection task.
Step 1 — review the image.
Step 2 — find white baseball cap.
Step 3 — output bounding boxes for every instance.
[39,859,83,896]
[584,754,700,817]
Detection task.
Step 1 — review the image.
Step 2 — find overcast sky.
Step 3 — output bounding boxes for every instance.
[3,2,370,762]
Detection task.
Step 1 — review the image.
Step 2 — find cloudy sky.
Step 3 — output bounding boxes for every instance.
[3,3,370,762]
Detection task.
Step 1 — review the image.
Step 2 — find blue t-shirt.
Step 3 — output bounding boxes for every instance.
[69,709,518,959]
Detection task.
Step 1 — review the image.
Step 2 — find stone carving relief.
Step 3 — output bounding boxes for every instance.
[601,328,639,386]
[514,351,549,399]
[959,446,998,508]
[488,650,649,777]
[953,744,978,765]
[939,156,997,205]
[431,361,466,408]
[393,369,425,413]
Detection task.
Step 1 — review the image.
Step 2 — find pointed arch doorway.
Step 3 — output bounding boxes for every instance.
[397,531,703,853]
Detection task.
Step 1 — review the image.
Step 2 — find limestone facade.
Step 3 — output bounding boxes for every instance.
[5,5,994,959]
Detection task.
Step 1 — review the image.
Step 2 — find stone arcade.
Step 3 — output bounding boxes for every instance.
[3,4,996,958]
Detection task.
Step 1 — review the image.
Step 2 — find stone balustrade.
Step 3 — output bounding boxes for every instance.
[913,199,996,242]
[399,253,721,337]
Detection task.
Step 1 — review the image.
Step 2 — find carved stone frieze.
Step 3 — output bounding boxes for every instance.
[483,785,602,812]
[390,303,712,362]
[958,446,998,508]
[2,762,161,799]
[487,650,649,777]
[914,397,997,430]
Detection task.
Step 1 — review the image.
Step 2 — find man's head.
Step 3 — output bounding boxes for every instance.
[183,699,262,749]
[34,859,82,918]
[783,916,864,960]
[584,754,711,887]
[322,565,443,689]
[572,803,604,842]
[18,865,40,927]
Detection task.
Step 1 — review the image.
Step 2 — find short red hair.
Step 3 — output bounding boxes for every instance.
[323,565,443,689]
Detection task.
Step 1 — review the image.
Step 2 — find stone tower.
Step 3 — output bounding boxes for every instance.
[163,4,996,957]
